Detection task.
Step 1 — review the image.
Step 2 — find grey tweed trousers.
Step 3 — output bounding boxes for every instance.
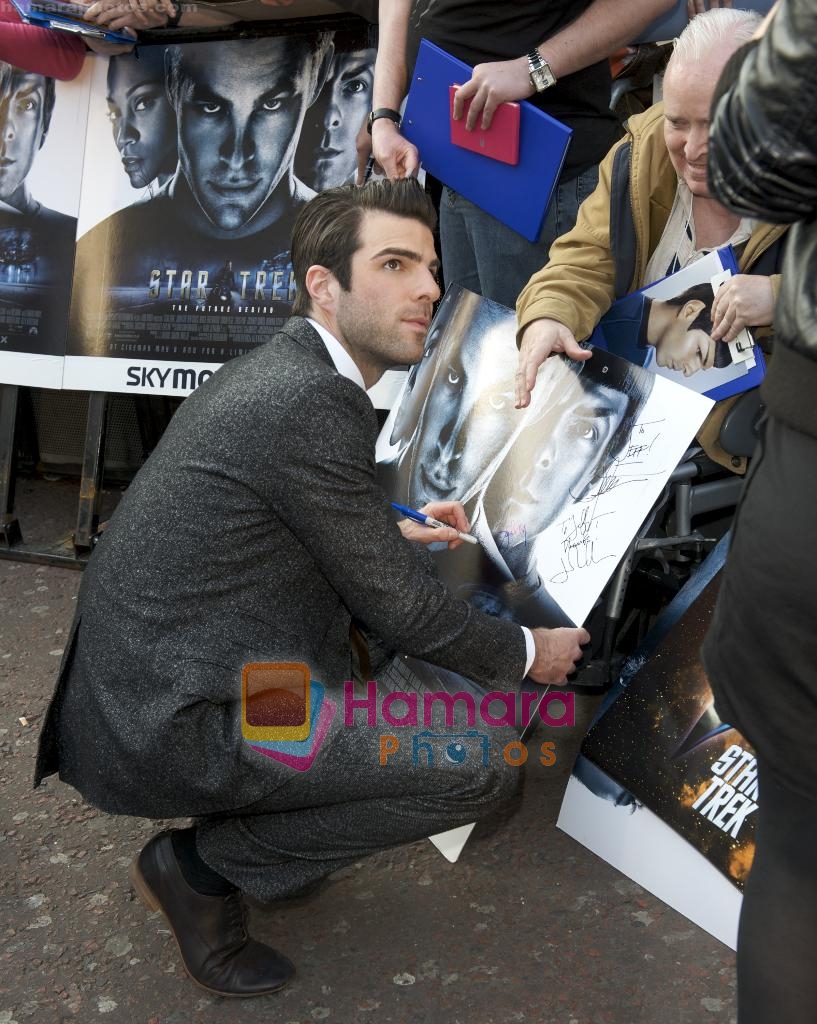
[195,667,523,901]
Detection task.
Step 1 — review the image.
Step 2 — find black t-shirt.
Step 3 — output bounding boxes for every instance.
[406,0,621,177]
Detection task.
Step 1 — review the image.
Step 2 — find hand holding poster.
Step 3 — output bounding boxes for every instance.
[589,247,765,402]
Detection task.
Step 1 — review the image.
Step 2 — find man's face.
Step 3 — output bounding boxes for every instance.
[107,56,176,189]
[175,39,319,231]
[334,210,440,388]
[312,48,375,191]
[663,61,724,198]
[407,324,517,507]
[652,299,716,376]
[484,372,629,544]
[0,71,47,206]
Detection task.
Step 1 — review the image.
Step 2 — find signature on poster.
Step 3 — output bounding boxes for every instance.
[550,418,668,585]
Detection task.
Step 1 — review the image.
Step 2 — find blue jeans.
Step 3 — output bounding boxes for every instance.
[439,166,600,309]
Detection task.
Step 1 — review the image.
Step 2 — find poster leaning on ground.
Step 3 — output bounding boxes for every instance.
[558,542,754,948]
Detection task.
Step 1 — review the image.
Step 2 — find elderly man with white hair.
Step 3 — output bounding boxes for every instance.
[513,7,788,472]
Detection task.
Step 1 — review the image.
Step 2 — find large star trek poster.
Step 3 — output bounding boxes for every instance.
[62,24,372,397]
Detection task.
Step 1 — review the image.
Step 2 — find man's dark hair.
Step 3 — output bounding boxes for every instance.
[164,33,333,111]
[663,282,733,368]
[0,67,55,142]
[575,350,655,491]
[290,178,437,316]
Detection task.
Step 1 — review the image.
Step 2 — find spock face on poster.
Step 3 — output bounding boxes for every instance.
[479,353,655,587]
[0,61,76,307]
[164,35,333,238]
[106,49,177,194]
[295,40,376,192]
[0,63,56,217]
[397,290,520,511]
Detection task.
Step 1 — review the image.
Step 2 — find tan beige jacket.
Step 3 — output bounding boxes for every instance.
[516,103,788,472]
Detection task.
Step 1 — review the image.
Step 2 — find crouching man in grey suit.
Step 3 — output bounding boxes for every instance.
[34,179,589,998]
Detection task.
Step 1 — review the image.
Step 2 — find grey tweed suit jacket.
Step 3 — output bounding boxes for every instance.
[35,318,527,817]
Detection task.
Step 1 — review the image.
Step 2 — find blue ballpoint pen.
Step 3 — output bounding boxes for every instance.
[391,502,479,545]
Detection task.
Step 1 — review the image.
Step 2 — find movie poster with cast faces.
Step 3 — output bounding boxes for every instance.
[376,285,714,629]
[62,23,373,398]
[0,58,90,389]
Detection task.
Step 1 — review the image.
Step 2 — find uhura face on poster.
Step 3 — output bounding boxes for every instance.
[62,24,371,398]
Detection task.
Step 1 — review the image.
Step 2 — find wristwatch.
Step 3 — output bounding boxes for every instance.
[527,48,557,92]
[367,108,402,135]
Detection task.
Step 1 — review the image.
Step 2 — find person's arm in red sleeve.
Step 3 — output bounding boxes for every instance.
[0,12,86,81]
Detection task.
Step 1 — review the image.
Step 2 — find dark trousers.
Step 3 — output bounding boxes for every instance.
[703,414,817,1022]
[196,669,522,901]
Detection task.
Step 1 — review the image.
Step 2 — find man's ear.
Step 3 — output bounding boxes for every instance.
[307,41,335,108]
[304,264,339,314]
[678,299,706,323]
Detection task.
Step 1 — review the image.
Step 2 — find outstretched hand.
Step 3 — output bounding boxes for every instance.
[515,318,591,408]
[368,120,420,181]
[83,0,169,30]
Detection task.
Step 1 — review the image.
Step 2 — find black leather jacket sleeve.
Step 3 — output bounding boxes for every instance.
[707,0,817,224]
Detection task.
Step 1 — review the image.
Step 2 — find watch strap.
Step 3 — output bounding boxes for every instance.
[367,108,402,134]
[527,48,556,92]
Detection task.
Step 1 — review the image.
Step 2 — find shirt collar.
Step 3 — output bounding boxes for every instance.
[307,317,365,390]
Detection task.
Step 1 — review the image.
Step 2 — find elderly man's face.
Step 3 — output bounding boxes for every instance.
[0,71,48,206]
[175,39,319,231]
[663,61,725,198]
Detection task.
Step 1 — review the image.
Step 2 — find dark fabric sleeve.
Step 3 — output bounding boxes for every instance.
[707,0,817,223]
[251,372,528,690]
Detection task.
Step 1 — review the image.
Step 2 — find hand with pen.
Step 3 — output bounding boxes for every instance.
[392,500,475,550]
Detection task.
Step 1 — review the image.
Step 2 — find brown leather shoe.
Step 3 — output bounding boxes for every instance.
[129,830,295,998]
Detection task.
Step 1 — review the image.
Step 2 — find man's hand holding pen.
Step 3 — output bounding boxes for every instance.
[395,500,473,549]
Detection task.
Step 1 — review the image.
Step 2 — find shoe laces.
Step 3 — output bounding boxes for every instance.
[223,892,249,947]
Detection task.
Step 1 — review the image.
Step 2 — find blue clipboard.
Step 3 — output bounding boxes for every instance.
[402,39,572,243]
[10,0,134,44]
